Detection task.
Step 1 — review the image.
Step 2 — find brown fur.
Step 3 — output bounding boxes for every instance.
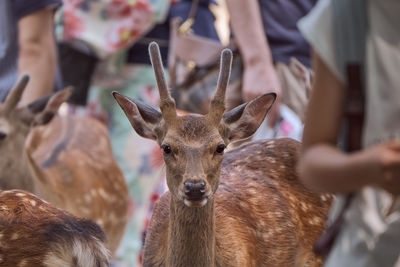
[143,138,332,267]
[0,82,129,254]
[0,189,110,267]
[26,115,129,253]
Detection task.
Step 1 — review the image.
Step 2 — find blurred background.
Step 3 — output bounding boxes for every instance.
[0,0,316,266]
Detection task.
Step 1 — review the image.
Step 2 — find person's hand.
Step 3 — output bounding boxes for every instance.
[362,141,400,195]
[242,62,281,127]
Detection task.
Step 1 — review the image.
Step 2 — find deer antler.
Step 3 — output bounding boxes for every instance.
[148,42,177,123]
[207,49,232,125]
[3,74,30,114]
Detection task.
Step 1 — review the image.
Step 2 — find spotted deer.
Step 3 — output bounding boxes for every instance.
[0,76,129,254]
[0,189,109,266]
[113,42,332,267]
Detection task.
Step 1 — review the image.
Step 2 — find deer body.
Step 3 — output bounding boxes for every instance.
[143,139,332,266]
[25,114,129,253]
[0,77,129,254]
[114,43,331,267]
[0,189,110,266]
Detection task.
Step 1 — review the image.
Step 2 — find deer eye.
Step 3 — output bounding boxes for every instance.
[215,144,226,155]
[0,132,6,141]
[161,144,172,155]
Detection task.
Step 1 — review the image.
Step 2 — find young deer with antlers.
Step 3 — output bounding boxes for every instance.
[0,189,110,266]
[0,76,129,254]
[114,43,332,266]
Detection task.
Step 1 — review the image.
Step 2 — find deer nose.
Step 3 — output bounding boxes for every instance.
[184,181,206,200]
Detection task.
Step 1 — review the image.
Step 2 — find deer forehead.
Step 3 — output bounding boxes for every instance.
[164,139,221,155]
[166,115,222,143]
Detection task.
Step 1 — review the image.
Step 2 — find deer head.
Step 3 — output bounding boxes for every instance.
[0,75,71,191]
[114,42,276,208]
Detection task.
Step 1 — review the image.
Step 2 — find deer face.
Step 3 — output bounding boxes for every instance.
[0,75,71,190]
[159,115,226,207]
[0,114,23,152]
[0,116,12,141]
[0,77,31,158]
[114,42,276,207]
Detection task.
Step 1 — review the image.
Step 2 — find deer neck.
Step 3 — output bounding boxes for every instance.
[167,197,216,267]
[0,156,35,192]
[0,132,36,193]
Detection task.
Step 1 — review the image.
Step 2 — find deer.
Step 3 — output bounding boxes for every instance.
[113,42,332,267]
[0,75,129,255]
[0,189,110,266]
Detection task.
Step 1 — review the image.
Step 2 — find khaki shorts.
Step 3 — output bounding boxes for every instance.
[276,58,313,122]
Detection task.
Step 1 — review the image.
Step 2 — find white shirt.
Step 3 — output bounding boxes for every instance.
[299,0,400,266]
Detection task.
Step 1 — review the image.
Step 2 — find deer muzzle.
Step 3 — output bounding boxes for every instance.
[184,180,206,199]
[183,180,208,207]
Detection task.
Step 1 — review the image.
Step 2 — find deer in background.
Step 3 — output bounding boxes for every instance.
[0,189,109,266]
[0,76,129,254]
[113,42,332,267]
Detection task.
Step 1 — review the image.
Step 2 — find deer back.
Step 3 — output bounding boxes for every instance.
[25,114,129,254]
[216,138,332,266]
[0,189,110,267]
[0,76,129,254]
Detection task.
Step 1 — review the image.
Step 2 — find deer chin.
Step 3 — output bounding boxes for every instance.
[184,198,208,207]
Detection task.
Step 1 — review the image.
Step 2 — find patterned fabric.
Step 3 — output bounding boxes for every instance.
[58,0,170,57]
[88,65,168,266]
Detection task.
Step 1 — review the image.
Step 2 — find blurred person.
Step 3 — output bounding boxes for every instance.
[87,0,220,265]
[0,0,62,105]
[225,0,316,130]
[297,0,400,266]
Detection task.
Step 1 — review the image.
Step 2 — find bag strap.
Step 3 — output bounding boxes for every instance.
[168,0,200,87]
[178,0,200,35]
[345,64,365,152]
[313,0,367,257]
[313,64,365,257]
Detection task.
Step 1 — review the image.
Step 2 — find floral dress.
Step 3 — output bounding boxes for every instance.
[59,0,170,57]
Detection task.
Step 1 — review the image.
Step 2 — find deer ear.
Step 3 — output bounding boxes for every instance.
[113,92,162,140]
[222,93,276,141]
[19,87,72,126]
